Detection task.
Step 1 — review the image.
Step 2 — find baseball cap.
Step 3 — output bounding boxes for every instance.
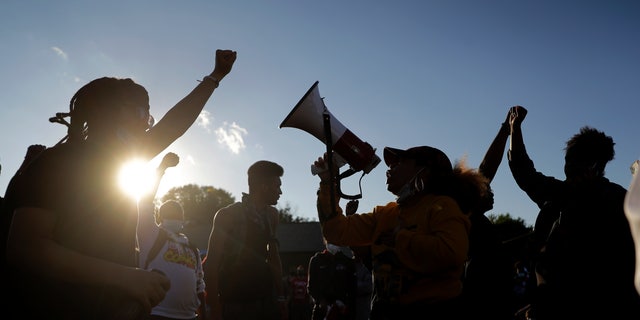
[383,146,453,174]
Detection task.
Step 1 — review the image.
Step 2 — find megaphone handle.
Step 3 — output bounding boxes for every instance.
[336,169,363,200]
[322,112,340,220]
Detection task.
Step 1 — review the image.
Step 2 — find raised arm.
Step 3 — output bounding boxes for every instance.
[507,105,528,157]
[624,160,640,295]
[138,152,180,261]
[142,49,237,159]
[479,111,511,182]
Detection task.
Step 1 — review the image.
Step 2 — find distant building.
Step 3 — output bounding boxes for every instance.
[183,221,326,271]
[277,222,326,272]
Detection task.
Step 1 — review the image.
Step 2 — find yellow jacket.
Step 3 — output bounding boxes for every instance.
[318,184,470,305]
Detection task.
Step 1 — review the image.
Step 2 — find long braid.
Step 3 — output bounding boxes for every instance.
[67,89,86,144]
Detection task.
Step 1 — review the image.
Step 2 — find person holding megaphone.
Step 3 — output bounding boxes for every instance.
[312,146,488,320]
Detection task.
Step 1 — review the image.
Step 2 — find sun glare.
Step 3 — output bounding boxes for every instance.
[118,159,156,200]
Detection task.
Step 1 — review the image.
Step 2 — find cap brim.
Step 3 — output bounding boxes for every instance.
[383,147,406,166]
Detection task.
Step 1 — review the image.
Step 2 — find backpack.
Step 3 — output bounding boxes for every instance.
[143,228,200,269]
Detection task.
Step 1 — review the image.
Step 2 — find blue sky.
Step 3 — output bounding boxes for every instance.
[1,1,638,227]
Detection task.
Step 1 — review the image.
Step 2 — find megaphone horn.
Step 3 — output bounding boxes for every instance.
[280,81,381,175]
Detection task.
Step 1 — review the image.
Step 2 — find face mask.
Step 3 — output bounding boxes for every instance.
[161,219,183,233]
[396,167,426,204]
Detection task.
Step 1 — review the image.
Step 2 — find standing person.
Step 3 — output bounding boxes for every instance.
[351,246,373,320]
[287,265,312,320]
[307,241,358,320]
[204,160,287,320]
[138,152,206,320]
[313,146,486,320]
[507,105,640,320]
[460,110,519,320]
[3,49,236,320]
[344,200,374,320]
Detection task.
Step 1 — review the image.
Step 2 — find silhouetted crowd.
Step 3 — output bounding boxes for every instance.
[1,48,639,320]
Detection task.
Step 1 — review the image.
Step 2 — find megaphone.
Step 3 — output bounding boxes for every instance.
[280,81,381,198]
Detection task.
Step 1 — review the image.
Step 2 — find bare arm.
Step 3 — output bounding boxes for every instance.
[141,49,237,159]
[624,160,640,295]
[478,111,511,182]
[508,106,528,156]
[7,207,170,312]
[138,152,180,262]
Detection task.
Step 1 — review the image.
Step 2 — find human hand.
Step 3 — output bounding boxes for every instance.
[313,152,339,182]
[26,144,47,158]
[508,105,528,127]
[345,200,359,216]
[121,268,171,313]
[160,152,179,170]
[211,49,237,81]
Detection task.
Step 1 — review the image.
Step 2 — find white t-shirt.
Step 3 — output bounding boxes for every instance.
[138,201,205,319]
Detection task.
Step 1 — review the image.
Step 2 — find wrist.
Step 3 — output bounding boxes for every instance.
[209,71,226,82]
[201,75,220,88]
[500,122,511,134]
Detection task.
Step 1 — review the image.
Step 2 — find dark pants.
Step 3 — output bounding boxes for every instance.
[369,297,464,320]
[223,298,280,320]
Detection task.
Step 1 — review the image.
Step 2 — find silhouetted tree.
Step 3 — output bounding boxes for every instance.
[158,184,309,224]
[278,202,309,223]
[488,213,532,241]
[160,184,235,223]
[489,212,534,266]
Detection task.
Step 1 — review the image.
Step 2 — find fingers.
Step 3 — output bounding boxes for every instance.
[216,49,237,62]
[213,49,237,76]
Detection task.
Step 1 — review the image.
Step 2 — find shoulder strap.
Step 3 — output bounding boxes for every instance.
[144,228,169,269]
[186,238,201,260]
[145,228,201,269]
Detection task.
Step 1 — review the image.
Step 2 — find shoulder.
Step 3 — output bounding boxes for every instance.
[421,194,462,212]
[606,180,627,196]
[214,202,243,222]
[18,145,68,177]
[311,250,327,259]
[212,202,247,237]
[5,146,71,201]
[374,202,398,213]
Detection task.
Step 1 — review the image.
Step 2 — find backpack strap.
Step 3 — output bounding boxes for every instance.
[144,228,201,269]
[144,228,169,269]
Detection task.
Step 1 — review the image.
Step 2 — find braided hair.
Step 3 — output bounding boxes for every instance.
[50,77,153,145]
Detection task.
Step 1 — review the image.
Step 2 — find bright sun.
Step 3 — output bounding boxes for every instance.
[118,159,156,200]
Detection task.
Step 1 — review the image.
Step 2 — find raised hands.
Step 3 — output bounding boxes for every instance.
[508,105,528,127]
